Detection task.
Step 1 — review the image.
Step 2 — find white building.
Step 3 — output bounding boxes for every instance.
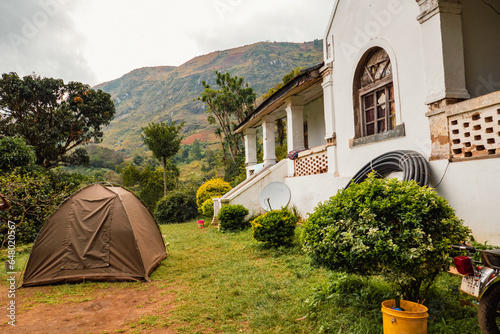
[216,0,500,244]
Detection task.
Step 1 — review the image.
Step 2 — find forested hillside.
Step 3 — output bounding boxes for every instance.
[96,40,323,154]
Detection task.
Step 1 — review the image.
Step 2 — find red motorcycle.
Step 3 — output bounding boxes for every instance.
[451,244,500,333]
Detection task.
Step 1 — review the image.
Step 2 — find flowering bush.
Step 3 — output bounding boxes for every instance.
[196,178,232,213]
[201,198,214,218]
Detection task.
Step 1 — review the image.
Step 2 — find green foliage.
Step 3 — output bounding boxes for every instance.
[229,169,246,188]
[425,273,480,332]
[198,71,255,179]
[142,120,184,196]
[189,139,203,161]
[217,204,249,232]
[225,153,246,186]
[0,136,35,171]
[251,208,298,247]
[0,72,115,168]
[155,188,198,224]
[142,121,184,164]
[65,147,90,167]
[470,240,500,262]
[133,155,144,166]
[173,140,207,166]
[118,163,168,210]
[196,178,232,212]
[304,272,393,332]
[301,173,472,302]
[0,167,90,246]
[201,198,214,218]
[86,145,125,170]
[201,149,219,174]
[262,66,304,100]
[303,272,480,333]
[119,163,142,186]
[49,168,93,192]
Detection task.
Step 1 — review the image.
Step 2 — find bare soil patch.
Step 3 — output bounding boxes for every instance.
[1,279,177,334]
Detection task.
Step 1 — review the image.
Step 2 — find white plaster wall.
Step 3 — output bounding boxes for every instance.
[419,10,448,103]
[285,173,351,218]
[227,161,288,217]
[461,0,500,98]
[429,159,500,245]
[326,0,431,177]
[304,97,326,148]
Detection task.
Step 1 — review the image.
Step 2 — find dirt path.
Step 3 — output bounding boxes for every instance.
[0,277,177,334]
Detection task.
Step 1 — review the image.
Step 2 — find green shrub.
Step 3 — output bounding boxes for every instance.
[201,198,214,218]
[119,163,167,210]
[196,178,232,213]
[217,204,249,232]
[301,173,472,302]
[0,167,88,246]
[251,208,298,247]
[155,188,198,224]
[0,136,35,172]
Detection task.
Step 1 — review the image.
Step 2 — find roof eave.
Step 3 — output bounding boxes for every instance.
[235,62,324,134]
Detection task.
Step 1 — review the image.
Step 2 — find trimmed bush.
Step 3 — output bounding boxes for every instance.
[301,173,472,302]
[201,198,214,218]
[251,208,298,247]
[196,178,232,213]
[217,204,249,232]
[155,188,198,224]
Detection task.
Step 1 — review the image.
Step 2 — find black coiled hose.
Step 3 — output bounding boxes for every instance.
[345,150,430,188]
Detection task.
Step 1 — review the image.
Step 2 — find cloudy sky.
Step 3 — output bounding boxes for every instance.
[0,0,332,86]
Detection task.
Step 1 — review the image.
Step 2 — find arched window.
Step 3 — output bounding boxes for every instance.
[355,48,396,137]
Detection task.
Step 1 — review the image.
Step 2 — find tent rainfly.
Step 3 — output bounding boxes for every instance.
[21,184,166,287]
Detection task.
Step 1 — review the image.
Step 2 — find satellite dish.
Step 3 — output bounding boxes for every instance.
[259,182,291,211]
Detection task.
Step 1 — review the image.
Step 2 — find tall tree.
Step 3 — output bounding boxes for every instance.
[198,71,256,163]
[141,121,184,196]
[0,72,115,168]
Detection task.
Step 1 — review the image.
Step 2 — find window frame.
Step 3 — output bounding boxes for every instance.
[359,75,395,137]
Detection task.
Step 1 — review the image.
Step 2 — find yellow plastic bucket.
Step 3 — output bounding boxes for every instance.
[381,300,428,334]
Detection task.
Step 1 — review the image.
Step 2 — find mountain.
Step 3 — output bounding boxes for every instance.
[96,40,323,154]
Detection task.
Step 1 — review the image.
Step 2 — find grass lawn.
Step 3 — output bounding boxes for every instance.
[1,220,481,333]
[155,222,331,333]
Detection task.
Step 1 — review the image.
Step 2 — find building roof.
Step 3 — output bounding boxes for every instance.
[234,62,324,134]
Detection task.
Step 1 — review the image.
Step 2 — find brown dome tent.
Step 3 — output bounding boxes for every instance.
[21,184,166,287]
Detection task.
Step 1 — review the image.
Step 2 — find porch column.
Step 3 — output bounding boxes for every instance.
[321,64,336,145]
[321,64,339,176]
[262,114,276,167]
[244,128,257,178]
[417,0,470,106]
[285,96,305,152]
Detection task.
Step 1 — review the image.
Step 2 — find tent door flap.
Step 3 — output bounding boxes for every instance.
[61,196,114,270]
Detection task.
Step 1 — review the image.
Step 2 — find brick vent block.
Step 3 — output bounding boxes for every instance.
[294,153,328,176]
[449,108,500,159]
